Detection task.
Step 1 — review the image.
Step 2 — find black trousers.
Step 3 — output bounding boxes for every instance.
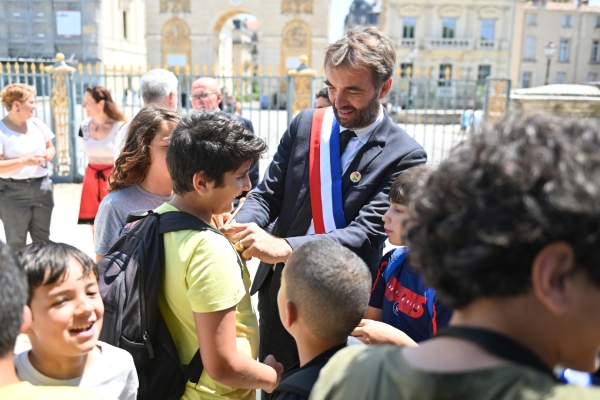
[257,274,299,399]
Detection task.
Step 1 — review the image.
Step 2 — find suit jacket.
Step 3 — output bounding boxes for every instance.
[235,114,260,188]
[235,108,427,294]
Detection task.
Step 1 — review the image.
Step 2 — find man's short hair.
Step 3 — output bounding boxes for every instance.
[0,241,27,358]
[17,242,98,304]
[285,241,371,343]
[389,165,434,206]
[140,69,178,105]
[316,88,329,100]
[167,110,267,193]
[324,27,396,89]
[406,113,600,309]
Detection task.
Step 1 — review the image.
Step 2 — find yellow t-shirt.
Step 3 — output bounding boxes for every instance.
[0,381,99,399]
[156,204,259,400]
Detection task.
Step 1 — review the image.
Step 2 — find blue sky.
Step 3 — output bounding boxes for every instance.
[330,0,354,42]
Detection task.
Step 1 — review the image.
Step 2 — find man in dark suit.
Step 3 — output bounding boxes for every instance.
[191,77,259,188]
[221,27,426,375]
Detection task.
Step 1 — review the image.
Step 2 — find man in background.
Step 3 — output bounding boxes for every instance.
[113,69,179,160]
[191,76,260,189]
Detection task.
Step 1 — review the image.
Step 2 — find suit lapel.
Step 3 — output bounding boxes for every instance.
[341,113,391,193]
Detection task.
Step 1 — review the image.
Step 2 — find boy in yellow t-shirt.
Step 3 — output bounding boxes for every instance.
[157,110,282,400]
[0,240,97,400]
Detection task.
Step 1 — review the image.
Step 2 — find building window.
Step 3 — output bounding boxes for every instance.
[528,14,537,25]
[521,72,532,88]
[480,19,495,41]
[562,15,573,27]
[592,40,600,63]
[400,63,413,78]
[588,73,598,82]
[556,72,566,84]
[442,18,456,39]
[403,18,415,39]
[477,65,491,84]
[439,64,452,86]
[122,11,128,40]
[524,36,536,60]
[596,16,600,28]
[559,39,570,62]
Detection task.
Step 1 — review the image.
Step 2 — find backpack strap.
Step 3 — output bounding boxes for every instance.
[383,247,409,283]
[125,210,154,223]
[436,326,557,381]
[156,211,216,234]
[188,350,203,384]
[274,364,322,398]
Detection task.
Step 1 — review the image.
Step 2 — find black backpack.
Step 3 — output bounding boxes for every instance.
[98,210,223,400]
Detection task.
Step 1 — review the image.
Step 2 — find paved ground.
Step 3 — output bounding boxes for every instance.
[0,183,96,257]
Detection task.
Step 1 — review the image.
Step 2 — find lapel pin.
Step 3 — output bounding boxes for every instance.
[350,171,362,183]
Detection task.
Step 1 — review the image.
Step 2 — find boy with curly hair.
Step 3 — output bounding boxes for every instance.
[312,114,600,399]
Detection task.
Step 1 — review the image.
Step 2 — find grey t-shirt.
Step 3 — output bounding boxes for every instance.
[15,341,138,400]
[94,185,172,254]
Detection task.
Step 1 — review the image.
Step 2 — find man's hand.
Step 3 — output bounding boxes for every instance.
[262,354,284,393]
[351,319,419,346]
[220,222,293,264]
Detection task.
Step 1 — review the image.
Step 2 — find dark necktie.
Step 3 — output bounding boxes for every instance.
[340,130,356,158]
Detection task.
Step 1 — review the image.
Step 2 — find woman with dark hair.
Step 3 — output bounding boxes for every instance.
[78,86,126,234]
[94,104,179,261]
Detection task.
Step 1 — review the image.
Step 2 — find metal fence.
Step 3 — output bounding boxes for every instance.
[387,76,511,163]
[0,60,511,181]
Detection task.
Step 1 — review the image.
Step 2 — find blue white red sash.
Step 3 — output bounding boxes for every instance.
[309,107,347,234]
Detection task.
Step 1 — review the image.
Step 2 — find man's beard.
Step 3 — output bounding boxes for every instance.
[332,92,381,129]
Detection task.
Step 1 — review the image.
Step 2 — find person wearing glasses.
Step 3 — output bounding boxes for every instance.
[0,83,56,251]
[78,86,126,237]
[191,77,259,189]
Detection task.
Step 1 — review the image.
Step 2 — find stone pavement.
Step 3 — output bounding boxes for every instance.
[0,183,95,257]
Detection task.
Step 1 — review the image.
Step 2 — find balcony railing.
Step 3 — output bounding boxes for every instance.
[398,38,416,48]
[424,38,474,50]
[478,40,496,50]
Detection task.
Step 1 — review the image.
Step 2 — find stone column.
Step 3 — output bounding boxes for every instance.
[45,53,77,180]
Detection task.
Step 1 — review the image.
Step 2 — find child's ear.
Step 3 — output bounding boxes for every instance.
[192,171,209,194]
[20,305,32,334]
[285,301,298,328]
[531,241,576,315]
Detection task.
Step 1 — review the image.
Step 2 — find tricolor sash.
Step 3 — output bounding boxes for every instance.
[308,107,347,234]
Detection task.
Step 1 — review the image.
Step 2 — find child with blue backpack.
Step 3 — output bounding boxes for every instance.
[352,165,452,345]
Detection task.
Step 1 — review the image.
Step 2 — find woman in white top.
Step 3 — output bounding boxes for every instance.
[95,105,179,261]
[0,83,56,251]
[78,86,126,235]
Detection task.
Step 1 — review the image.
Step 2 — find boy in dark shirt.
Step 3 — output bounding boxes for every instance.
[352,165,452,345]
[271,240,371,400]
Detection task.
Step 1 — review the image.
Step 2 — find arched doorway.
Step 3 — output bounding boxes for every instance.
[281,18,312,72]
[161,17,191,68]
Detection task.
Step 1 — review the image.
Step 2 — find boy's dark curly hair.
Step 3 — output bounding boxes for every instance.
[406,113,600,309]
[167,110,267,194]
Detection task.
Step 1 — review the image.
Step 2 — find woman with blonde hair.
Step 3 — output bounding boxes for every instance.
[94,105,179,261]
[78,85,126,235]
[0,83,56,250]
